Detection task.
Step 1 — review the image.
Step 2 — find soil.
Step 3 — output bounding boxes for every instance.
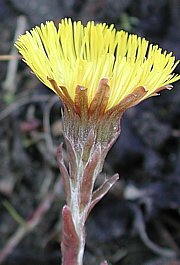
[0,1,180,265]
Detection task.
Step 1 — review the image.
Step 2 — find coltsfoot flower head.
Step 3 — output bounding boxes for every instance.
[15,18,180,117]
[15,19,180,265]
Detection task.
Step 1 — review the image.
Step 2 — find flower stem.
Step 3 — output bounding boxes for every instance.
[61,205,85,265]
[58,81,121,264]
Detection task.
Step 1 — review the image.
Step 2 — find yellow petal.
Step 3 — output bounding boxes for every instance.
[15,18,180,110]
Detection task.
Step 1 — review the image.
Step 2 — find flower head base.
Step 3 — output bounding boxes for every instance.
[15,18,180,115]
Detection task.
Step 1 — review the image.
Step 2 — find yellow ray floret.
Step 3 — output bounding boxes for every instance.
[15,18,180,109]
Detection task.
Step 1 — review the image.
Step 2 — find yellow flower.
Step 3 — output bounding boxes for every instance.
[15,18,180,111]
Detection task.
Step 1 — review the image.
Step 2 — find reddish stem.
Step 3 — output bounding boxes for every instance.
[61,205,85,265]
